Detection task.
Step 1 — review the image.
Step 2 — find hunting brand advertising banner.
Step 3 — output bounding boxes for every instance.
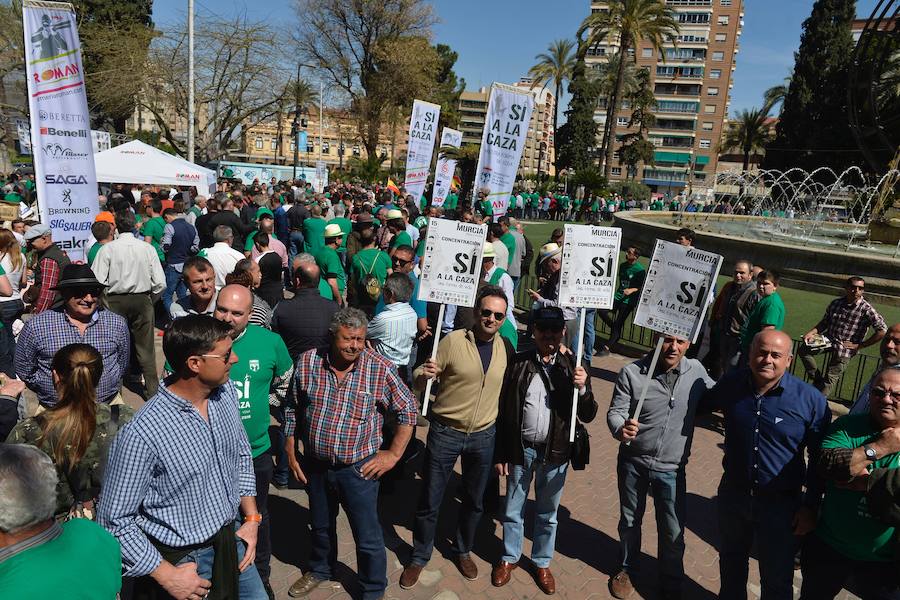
[431,127,461,208]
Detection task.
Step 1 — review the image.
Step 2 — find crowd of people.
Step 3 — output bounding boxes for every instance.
[0,175,897,600]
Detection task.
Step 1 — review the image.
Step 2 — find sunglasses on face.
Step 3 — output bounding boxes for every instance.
[535,324,564,333]
[871,388,900,402]
[480,309,505,321]
[392,257,411,267]
[71,288,103,298]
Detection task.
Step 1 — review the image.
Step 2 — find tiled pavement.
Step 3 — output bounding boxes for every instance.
[113,339,860,600]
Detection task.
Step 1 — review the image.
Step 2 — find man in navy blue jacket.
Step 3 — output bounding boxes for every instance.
[161,207,199,317]
[707,329,830,600]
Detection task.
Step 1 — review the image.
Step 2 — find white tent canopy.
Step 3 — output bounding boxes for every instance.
[93,140,216,197]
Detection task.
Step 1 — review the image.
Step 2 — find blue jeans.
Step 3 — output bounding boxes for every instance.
[501,444,568,567]
[617,456,686,595]
[173,522,267,599]
[288,231,305,263]
[305,454,386,600]
[717,483,800,600]
[162,265,187,314]
[411,420,495,565]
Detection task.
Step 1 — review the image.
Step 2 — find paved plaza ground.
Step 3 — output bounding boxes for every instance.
[250,351,860,600]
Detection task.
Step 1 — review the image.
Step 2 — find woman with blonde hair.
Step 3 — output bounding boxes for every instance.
[6,343,133,518]
[0,227,24,374]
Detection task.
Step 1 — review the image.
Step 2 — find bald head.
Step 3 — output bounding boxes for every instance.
[294,260,321,289]
[749,329,794,390]
[214,284,253,338]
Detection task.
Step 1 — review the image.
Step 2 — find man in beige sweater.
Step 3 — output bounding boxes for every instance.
[400,286,513,589]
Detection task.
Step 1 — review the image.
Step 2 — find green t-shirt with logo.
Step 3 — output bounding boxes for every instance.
[141,216,166,262]
[316,246,346,293]
[740,291,785,353]
[615,261,646,305]
[231,325,293,458]
[817,414,900,562]
[0,518,121,599]
[391,230,412,250]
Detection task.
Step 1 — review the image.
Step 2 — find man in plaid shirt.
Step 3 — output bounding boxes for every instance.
[801,276,887,396]
[283,307,417,600]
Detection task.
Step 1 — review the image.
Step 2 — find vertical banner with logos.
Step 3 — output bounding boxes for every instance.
[90,130,110,152]
[416,217,487,414]
[474,83,534,220]
[23,1,98,259]
[431,127,461,208]
[15,119,32,154]
[403,99,440,202]
[314,160,327,193]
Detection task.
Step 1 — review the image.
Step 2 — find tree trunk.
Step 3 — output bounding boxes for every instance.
[604,38,630,180]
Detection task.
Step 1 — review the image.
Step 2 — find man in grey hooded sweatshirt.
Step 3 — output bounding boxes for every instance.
[606,334,715,600]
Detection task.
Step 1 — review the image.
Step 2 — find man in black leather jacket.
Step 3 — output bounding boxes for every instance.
[492,306,596,595]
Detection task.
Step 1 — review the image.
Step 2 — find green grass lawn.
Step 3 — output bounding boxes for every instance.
[519,218,900,359]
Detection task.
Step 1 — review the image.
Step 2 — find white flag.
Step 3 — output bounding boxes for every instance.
[473,83,534,219]
[431,128,461,208]
[23,2,98,259]
[403,99,440,202]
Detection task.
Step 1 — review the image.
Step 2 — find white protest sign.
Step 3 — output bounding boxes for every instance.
[24,1,98,259]
[559,224,622,310]
[417,217,487,307]
[431,127,461,208]
[403,99,440,202]
[632,240,722,343]
[474,83,533,219]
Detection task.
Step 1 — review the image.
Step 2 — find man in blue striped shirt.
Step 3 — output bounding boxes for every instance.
[367,273,418,379]
[98,315,268,600]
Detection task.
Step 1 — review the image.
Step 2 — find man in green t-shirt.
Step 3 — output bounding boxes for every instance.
[597,246,646,355]
[214,285,293,594]
[87,220,115,266]
[316,223,346,306]
[349,235,391,318]
[140,198,166,262]
[302,204,327,255]
[740,269,786,357]
[386,209,411,253]
[0,445,122,598]
[799,368,900,598]
[327,204,352,252]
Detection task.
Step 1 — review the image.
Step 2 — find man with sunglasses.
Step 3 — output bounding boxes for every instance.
[16,263,130,409]
[606,333,715,600]
[375,245,429,344]
[801,276,887,396]
[493,307,596,594]
[400,286,514,589]
[799,368,900,599]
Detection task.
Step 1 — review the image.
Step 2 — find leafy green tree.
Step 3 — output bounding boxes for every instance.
[765,0,858,173]
[437,143,480,201]
[719,107,774,172]
[528,39,576,176]
[555,56,601,172]
[432,44,465,130]
[578,0,678,179]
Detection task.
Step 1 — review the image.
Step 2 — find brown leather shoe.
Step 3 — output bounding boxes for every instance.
[454,554,478,580]
[535,567,556,595]
[609,570,634,599]
[287,572,325,598]
[399,564,424,590]
[491,560,518,587]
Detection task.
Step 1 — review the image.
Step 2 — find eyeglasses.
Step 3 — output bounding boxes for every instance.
[200,349,233,363]
[480,309,505,321]
[870,388,900,403]
[392,257,411,267]
[71,288,103,298]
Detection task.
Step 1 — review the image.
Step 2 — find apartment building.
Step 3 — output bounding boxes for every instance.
[585,0,744,195]
[458,82,556,177]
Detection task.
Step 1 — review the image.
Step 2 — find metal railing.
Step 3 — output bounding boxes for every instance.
[514,274,878,407]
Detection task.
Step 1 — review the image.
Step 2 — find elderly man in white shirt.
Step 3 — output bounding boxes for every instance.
[367,273,418,380]
[200,224,245,290]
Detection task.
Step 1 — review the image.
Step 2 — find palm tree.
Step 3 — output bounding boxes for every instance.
[578,0,679,179]
[528,39,576,177]
[438,144,482,201]
[719,107,774,172]
[763,73,791,114]
[590,52,638,164]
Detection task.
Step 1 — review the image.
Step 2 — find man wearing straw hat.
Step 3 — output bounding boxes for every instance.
[315,223,346,307]
[606,333,715,599]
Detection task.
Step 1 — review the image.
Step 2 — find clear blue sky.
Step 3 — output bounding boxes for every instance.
[153,0,881,118]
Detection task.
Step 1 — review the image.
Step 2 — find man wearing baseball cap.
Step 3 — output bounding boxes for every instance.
[22,224,70,314]
[316,223,346,307]
[493,306,596,594]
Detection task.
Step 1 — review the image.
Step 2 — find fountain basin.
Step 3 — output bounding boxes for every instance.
[614,211,900,306]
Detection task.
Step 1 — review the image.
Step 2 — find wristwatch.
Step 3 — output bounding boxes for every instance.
[863,444,878,461]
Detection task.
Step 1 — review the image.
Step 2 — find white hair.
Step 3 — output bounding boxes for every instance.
[0,445,58,533]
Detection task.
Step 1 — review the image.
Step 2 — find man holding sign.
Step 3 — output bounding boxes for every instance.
[492,306,596,595]
[606,334,715,599]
